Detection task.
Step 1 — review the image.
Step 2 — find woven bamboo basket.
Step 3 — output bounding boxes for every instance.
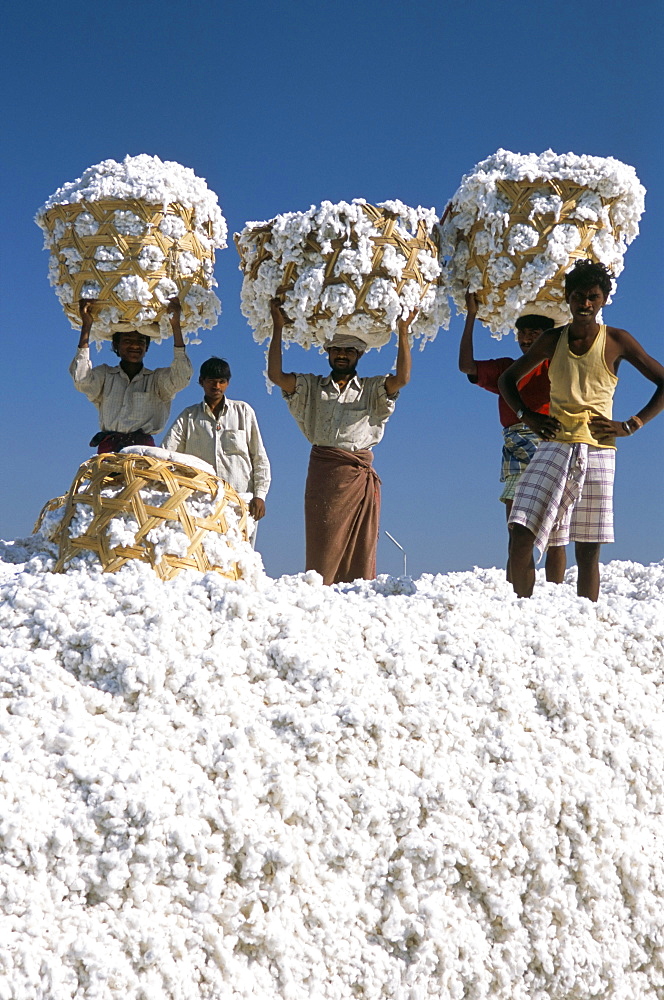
[447,177,622,330]
[40,197,217,337]
[236,202,442,346]
[50,453,249,581]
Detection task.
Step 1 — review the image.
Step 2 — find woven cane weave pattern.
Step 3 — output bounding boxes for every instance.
[235,201,447,349]
[463,178,620,325]
[53,453,248,582]
[41,198,216,337]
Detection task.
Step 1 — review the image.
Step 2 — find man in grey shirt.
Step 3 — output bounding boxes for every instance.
[267,297,415,584]
[162,357,270,528]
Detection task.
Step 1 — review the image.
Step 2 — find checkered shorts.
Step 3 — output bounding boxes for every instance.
[509,442,615,553]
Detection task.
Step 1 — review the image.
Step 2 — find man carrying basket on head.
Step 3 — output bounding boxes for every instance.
[268,297,415,585]
[71,297,192,454]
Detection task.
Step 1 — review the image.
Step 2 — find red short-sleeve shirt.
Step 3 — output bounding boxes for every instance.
[472,358,551,427]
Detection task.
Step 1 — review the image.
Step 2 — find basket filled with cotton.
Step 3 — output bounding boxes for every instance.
[235,199,450,351]
[35,154,227,343]
[439,149,645,335]
[41,450,253,582]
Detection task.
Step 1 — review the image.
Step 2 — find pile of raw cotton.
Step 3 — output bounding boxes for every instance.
[1,527,663,999]
[35,154,227,343]
[236,199,450,351]
[440,149,646,336]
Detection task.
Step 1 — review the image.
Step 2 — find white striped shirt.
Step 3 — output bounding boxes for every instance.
[283,373,398,451]
[70,347,192,435]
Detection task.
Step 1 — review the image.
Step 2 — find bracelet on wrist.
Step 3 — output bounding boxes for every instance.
[623,415,644,435]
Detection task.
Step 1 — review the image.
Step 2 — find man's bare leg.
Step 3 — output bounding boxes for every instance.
[544,544,566,583]
[504,500,514,582]
[508,523,537,597]
[575,542,602,602]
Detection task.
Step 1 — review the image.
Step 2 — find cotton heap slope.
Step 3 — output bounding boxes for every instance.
[1,534,663,1000]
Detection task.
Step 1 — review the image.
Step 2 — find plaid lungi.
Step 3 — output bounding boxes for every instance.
[501,423,541,481]
[509,441,615,555]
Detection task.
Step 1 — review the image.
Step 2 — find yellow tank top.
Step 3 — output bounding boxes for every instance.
[549,324,618,449]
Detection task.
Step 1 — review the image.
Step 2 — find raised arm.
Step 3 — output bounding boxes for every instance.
[498,329,561,440]
[267,298,296,393]
[167,297,185,349]
[77,299,95,349]
[458,292,478,376]
[384,309,416,395]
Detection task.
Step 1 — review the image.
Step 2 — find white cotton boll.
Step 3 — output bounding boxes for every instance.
[486,256,516,286]
[416,250,441,283]
[73,212,99,237]
[529,192,563,221]
[546,224,582,264]
[94,245,125,271]
[507,224,540,255]
[319,283,357,319]
[154,278,179,304]
[571,190,603,222]
[137,246,165,272]
[113,211,145,236]
[80,280,101,299]
[60,247,82,273]
[183,285,221,330]
[177,251,200,277]
[159,214,187,240]
[68,505,94,538]
[115,275,152,304]
[47,256,62,287]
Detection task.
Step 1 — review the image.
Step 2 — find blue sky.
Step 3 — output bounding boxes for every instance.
[3,0,663,579]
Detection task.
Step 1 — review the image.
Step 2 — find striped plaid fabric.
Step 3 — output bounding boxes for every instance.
[509,442,615,555]
[500,423,541,481]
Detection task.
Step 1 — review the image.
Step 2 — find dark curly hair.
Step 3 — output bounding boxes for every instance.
[515,314,555,332]
[564,259,613,299]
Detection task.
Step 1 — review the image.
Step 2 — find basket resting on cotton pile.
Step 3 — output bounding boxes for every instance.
[439,149,646,337]
[35,154,228,344]
[235,199,450,352]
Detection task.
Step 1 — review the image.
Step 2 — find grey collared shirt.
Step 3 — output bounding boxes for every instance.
[283,373,398,451]
[162,398,271,499]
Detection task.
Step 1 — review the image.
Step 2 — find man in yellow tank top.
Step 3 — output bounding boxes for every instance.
[498,260,664,602]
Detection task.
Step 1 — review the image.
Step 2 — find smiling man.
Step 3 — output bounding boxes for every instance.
[498,259,664,601]
[268,297,415,585]
[162,357,271,532]
[71,297,192,454]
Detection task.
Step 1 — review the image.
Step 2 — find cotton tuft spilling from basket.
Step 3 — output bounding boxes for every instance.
[36,449,262,583]
[235,199,450,352]
[35,155,228,344]
[439,149,645,337]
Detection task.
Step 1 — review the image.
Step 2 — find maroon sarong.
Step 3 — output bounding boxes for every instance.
[305,445,381,585]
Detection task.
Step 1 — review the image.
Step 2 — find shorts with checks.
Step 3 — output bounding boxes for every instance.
[509,442,615,551]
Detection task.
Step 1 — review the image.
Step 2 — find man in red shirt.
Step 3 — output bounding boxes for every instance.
[459,292,566,583]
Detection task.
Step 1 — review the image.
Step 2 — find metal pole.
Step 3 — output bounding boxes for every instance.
[384,530,407,577]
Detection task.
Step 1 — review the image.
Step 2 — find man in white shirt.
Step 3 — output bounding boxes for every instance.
[70,298,192,453]
[267,297,414,585]
[162,357,270,526]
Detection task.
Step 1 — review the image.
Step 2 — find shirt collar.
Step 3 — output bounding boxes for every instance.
[321,372,362,391]
[203,398,228,418]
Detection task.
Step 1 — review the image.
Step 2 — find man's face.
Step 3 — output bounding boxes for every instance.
[327,345,361,375]
[516,327,545,354]
[116,333,148,364]
[200,375,229,404]
[566,284,608,321]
